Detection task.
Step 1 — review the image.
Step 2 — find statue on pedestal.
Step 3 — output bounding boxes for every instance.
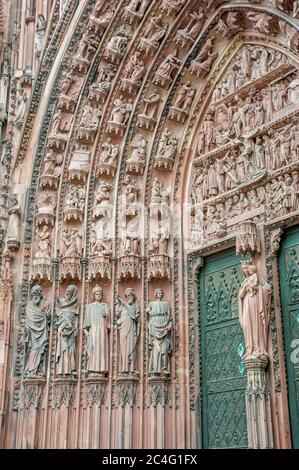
[238,261,271,360]
[147,288,172,375]
[55,285,79,376]
[24,285,50,376]
[84,285,110,374]
[115,288,140,373]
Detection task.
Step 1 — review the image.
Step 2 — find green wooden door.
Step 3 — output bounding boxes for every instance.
[279,226,299,448]
[199,249,248,448]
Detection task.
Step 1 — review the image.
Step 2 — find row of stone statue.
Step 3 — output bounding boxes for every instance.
[212,45,289,103]
[24,259,272,384]
[24,285,172,378]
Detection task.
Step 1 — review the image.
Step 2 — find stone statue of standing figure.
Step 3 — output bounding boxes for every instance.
[6,194,21,247]
[24,285,51,377]
[147,288,173,375]
[84,285,110,374]
[115,288,140,374]
[55,285,79,376]
[238,261,272,361]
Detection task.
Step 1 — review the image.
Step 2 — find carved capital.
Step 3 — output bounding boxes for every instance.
[21,379,45,410]
[147,376,171,408]
[53,379,76,409]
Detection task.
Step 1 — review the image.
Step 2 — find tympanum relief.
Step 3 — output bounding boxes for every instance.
[190,43,299,248]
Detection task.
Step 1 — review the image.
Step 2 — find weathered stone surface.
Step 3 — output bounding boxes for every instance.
[0,0,298,450]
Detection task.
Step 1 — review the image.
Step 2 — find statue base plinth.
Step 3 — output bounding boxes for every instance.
[96,161,116,177]
[136,113,157,131]
[244,357,269,371]
[244,357,273,449]
[106,121,125,136]
[116,372,140,383]
[6,239,20,252]
[84,373,108,384]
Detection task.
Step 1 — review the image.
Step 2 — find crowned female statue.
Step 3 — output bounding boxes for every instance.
[238,261,272,360]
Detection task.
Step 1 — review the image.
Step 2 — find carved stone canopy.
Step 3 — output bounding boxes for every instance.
[236,221,261,255]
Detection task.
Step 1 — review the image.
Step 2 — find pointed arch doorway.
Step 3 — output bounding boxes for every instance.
[279,226,299,449]
[199,248,248,448]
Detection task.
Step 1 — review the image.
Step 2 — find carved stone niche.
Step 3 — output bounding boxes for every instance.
[154,129,178,171]
[68,147,90,184]
[126,160,145,175]
[106,95,133,136]
[76,106,101,144]
[104,25,132,64]
[236,221,261,256]
[122,5,143,26]
[60,256,81,281]
[89,13,113,35]
[152,49,181,90]
[47,135,67,152]
[92,182,112,220]
[96,140,119,178]
[148,254,171,280]
[36,193,56,227]
[118,255,141,280]
[108,120,125,135]
[63,185,86,223]
[89,255,111,280]
[160,0,184,16]
[71,57,89,75]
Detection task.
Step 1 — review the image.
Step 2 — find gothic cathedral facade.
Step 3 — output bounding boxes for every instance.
[0,0,299,449]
